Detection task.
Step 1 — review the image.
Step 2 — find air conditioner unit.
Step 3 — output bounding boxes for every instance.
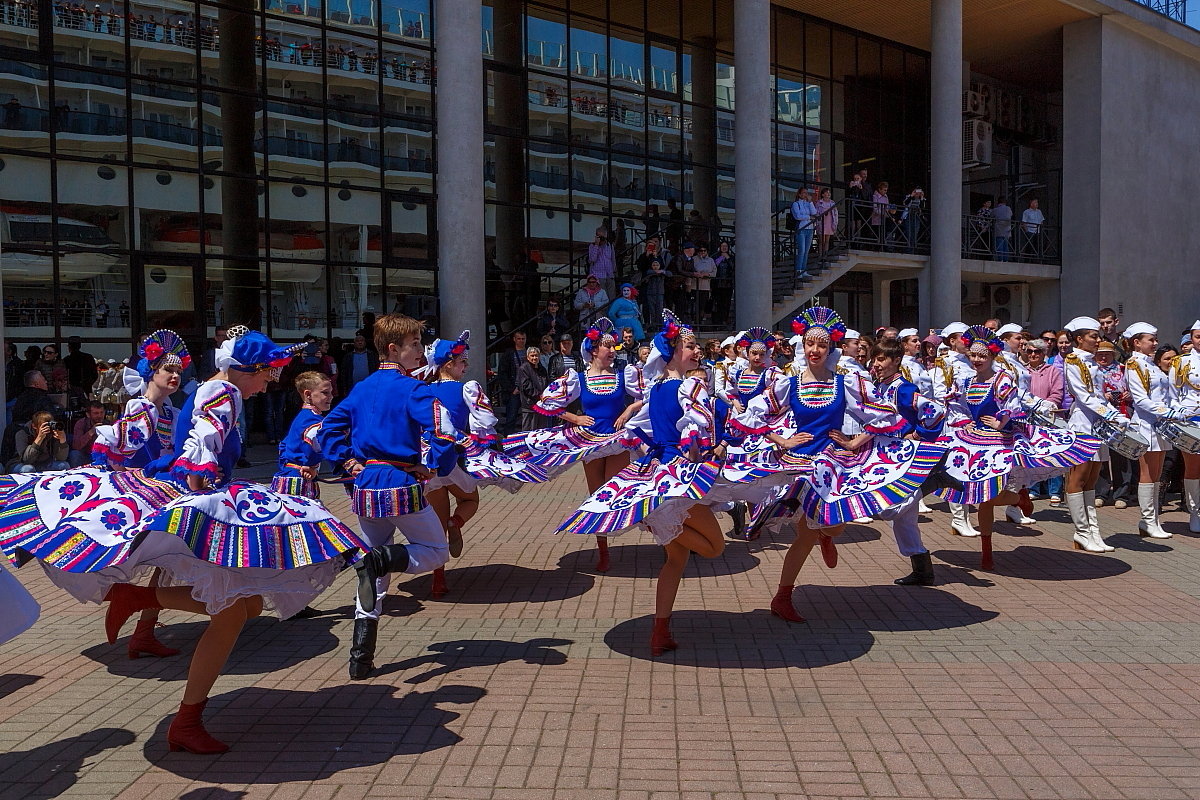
[962,119,993,169]
[962,90,984,118]
[960,281,988,307]
[991,282,1030,327]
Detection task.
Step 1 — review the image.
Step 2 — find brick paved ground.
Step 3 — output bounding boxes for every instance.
[3,452,1200,800]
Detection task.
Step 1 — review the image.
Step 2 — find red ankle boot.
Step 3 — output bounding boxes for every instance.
[128,619,180,659]
[770,584,806,623]
[650,617,677,656]
[167,700,229,754]
[595,536,611,573]
[819,535,838,568]
[430,567,448,598]
[104,584,162,644]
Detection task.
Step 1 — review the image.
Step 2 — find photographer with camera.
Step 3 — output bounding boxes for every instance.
[7,410,70,473]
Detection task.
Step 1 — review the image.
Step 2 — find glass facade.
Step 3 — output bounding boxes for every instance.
[0,0,930,357]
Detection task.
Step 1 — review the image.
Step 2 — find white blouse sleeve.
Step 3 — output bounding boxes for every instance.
[990,370,1027,421]
[462,380,500,443]
[730,373,792,435]
[173,381,240,481]
[91,398,157,466]
[843,371,908,435]
[677,376,716,449]
[533,369,582,417]
[623,365,646,401]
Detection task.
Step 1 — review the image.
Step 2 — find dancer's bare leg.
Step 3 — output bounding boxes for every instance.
[585,453,631,571]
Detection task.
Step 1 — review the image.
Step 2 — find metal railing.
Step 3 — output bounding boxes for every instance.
[1131,0,1188,24]
[962,213,1060,264]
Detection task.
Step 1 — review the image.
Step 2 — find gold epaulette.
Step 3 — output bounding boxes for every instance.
[899,365,912,383]
[1173,354,1191,389]
[1125,357,1151,395]
[1065,353,1093,393]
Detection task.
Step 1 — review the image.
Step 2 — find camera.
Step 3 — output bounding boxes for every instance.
[48,420,64,432]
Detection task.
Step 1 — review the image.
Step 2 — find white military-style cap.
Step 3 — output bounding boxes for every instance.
[996,323,1023,337]
[1122,322,1157,338]
[897,328,918,338]
[1065,316,1101,332]
[941,322,968,337]
[843,328,861,340]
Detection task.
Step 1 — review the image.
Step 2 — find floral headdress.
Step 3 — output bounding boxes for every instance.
[645,309,694,382]
[962,325,1003,356]
[416,330,470,379]
[738,326,775,353]
[582,317,617,359]
[790,306,847,343]
[136,329,190,382]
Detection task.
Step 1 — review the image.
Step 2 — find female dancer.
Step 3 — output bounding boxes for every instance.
[1063,316,1131,551]
[1170,322,1200,532]
[1123,322,1173,538]
[730,307,945,622]
[0,326,366,754]
[935,326,1101,567]
[91,329,191,658]
[558,310,785,655]
[508,317,643,572]
[422,331,548,596]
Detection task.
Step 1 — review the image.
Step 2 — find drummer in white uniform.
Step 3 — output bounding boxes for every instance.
[1062,316,1130,552]
[898,328,932,395]
[1168,321,1200,533]
[931,322,981,537]
[1123,322,1173,538]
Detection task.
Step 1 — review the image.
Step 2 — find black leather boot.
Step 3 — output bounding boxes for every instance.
[729,502,748,540]
[894,552,935,586]
[348,618,378,680]
[354,544,410,615]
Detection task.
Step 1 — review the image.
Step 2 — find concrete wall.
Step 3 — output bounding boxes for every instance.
[1062,17,1200,333]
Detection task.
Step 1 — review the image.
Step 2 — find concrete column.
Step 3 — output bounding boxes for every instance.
[734,0,773,329]
[690,37,718,228]
[929,0,963,324]
[435,0,486,380]
[218,0,261,329]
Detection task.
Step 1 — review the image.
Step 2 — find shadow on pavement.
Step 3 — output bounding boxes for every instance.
[1106,532,1174,552]
[933,544,1133,580]
[398,561,595,604]
[80,613,341,679]
[556,542,761,579]
[0,673,41,701]
[604,584,998,668]
[372,636,571,683]
[180,790,248,800]
[0,727,135,799]
[147,684,486,781]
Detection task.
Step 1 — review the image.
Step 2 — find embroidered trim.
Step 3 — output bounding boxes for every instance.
[352,484,426,517]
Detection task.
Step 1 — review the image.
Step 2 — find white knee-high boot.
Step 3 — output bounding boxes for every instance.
[1083,490,1115,551]
[1185,479,1200,533]
[1066,492,1104,552]
[1138,483,1171,538]
[948,502,979,537]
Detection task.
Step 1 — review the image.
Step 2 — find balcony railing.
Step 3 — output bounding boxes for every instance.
[1131,0,1188,24]
[963,212,1060,264]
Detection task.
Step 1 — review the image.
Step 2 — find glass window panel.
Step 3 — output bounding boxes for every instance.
[267,0,326,23]
[647,159,681,208]
[205,258,269,331]
[325,0,380,31]
[608,0,643,30]
[381,0,430,41]
[569,83,608,148]
[526,9,567,72]
[831,29,856,81]
[383,114,434,190]
[776,74,804,124]
[649,44,677,94]
[646,3,678,40]
[329,264,384,338]
[146,259,203,337]
[609,28,644,92]
[715,61,733,110]
[570,151,607,211]
[486,132,527,206]
[487,65,526,135]
[774,14,803,73]
[323,30,382,107]
[647,99,680,157]
[0,63,51,155]
[806,21,831,78]
[569,21,606,83]
[609,90,644,155]
[716,110,734,169]
[0,0,40,48]
[528,74,568,141]
[380,44,433,115]
[527,140,568,206]
[52,77,127,158]
[807,78,830,130]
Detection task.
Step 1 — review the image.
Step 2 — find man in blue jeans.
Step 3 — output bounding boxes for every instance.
[791,188,817,278]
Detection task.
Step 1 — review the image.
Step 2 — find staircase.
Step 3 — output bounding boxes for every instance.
[770,248,854,327]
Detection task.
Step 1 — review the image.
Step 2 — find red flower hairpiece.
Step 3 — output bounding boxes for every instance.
[450,342,468,356]
[180,355,192,369]
[830,329,845,342]
[586,328,600,341]
[143,342,164,360]
[665,322,680,339]
[792,319,806,335]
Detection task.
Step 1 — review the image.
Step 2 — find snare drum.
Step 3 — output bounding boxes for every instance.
[1155,419,1200,454]
[1029,408,1067,429]
[1092,419,1150,461]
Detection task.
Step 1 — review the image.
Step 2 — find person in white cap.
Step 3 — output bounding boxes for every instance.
[1123,322,1173,538]
[931,322,981,537]
[897,328,932,395]
[993,324,1041,525]
[712,334,740,402]
[1062,315,1129,552]
[1168,320,1200,533]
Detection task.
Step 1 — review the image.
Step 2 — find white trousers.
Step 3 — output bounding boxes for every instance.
[874,495,928,557]
[355,505,448,619]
